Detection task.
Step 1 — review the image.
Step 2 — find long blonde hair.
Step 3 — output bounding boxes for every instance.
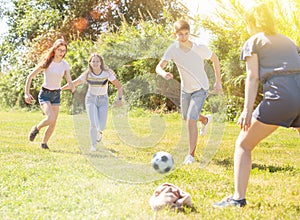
[39,39,68,69]
[245,3,276,35]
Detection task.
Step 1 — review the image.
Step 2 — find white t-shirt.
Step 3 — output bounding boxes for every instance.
[79,70,116,96]
[162,41,212,93]
[42,60,70,90]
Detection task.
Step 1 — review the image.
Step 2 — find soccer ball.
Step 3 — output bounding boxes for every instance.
[151,151,174,174]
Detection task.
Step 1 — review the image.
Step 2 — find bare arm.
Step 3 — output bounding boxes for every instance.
[209,52,222,92]
[64,69,75,93]
[155,60,173,80]
[61,77,83,91]
[111,78,123,107]
[238,53,259,131]
[24,66,43,104]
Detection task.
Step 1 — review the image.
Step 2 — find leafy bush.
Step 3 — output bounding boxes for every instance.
[94,21,179,112]
[0,59,42,109]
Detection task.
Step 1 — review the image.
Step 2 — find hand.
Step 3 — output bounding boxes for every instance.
[114,99,123,107]
[214,81,222,93]
[163,72,173,80]
[70,84,76,93]
[24,93,35,104]
[237,110,252,131]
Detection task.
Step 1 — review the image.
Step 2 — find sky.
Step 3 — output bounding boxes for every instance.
[180,0,255,12]
[179,0,255,43]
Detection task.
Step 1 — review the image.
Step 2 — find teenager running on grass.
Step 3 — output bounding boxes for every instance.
[61,53,123,152]
[214,3,300,208]
[24,39,75,149]
[156,20,222,164]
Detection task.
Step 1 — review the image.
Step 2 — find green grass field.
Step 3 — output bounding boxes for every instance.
[0,109,299,219]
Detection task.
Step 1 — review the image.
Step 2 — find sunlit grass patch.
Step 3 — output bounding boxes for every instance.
[0,109,299,219]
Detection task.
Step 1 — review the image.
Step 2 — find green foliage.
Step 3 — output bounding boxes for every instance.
[0,0,185,113]
[0,0,185,69]
[197,0,300,115]
[225,95,244,122]
[2,0,299,120]
[0,58,42,109]
[95,20,179,112]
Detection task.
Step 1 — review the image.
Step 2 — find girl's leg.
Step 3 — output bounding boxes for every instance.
[187,119,198,156]
[86,102,98,147]
[233,118,278,200]
[187,90,207,156]
[41,105,59,144]
[97,96,109,132]
[37,102,58,130]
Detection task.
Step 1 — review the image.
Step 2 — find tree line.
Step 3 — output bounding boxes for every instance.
[0,0,299,121]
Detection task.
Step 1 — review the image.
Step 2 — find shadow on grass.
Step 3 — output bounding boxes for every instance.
[50,149,83,155]
[214,159,296,173]
[49,148,116,158]
[214,158,232,168]
[252,163,295,173]
[165,205,199,214]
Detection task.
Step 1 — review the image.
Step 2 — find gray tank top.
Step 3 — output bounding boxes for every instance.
[240,33,300,83]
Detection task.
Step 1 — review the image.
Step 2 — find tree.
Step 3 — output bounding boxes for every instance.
[0,0,186,110]
[0,0,186,69]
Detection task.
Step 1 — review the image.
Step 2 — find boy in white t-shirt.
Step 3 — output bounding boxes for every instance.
[156,20,222,164]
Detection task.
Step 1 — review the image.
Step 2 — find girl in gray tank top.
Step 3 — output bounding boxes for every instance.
[214,3,300,208]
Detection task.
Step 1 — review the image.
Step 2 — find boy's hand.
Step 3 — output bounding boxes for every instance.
[213,81,222,93]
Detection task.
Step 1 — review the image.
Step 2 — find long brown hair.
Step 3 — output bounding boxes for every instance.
[39,39,68,69]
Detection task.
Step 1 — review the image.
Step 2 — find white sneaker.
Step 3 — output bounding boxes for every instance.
[97,130,103,142]
[200,115,212,136]
[90,145,98,152]
[183,154,195,164]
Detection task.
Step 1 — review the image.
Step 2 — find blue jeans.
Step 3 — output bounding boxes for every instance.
[85,94,109,146]
[181,89,208,120]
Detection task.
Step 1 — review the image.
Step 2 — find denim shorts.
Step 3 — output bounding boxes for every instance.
[38,87,61,106]
[253,73,300,127]
[181,89,208,120]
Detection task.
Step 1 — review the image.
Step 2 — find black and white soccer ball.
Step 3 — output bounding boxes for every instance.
[151,151,174,174]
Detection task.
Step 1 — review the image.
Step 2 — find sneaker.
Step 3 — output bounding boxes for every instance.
[29,126,39,141]
[41,143,49,150]
[213,195,247,208]
[90,145,98,152]
[183,154,195,164]
[97,130,103,142]
[200,115,212,136]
